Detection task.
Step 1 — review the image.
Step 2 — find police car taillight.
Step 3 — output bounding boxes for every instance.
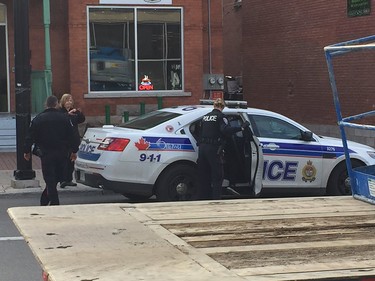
[97,138,130,151]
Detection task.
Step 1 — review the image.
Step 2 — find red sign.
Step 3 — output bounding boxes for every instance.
[139,84,154,91]
[211,91,223,100]
[139,75,154,91]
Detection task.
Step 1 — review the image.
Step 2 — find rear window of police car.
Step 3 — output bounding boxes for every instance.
[119,111,181,130]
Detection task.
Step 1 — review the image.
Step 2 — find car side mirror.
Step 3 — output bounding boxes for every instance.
[301,130,313,141]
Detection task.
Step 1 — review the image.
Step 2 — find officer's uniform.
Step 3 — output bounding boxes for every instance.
[197,107,242,200]
[24,108,80,205]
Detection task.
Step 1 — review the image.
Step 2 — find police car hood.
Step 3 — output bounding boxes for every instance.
[318,135,374,151]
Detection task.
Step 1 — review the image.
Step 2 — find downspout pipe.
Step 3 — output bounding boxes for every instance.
[208,0,212,74]
[43,0,52,96]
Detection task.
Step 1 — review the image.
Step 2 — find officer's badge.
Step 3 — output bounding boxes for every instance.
[302,160,316,182]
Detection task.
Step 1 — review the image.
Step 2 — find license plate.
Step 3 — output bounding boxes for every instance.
[79,171,85,182]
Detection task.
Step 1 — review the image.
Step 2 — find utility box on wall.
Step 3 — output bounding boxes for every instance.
[203,73,225,90]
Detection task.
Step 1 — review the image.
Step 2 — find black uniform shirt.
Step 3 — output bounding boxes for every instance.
[200,109,241,144]
[23,108,79,154]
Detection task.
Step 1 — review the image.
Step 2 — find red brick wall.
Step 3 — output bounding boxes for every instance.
[6,0,69,110]
[223,0,242,77]
[29,0,70,98]
[241,0,375,125]
[65,0,223,116]
[5,0,223,116]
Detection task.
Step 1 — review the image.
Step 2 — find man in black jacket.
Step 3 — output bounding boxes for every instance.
[197,98,249,200]
[23,95,80,205]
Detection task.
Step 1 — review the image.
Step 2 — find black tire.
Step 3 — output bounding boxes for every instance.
[326,160,363,196]
[155,164,199,201]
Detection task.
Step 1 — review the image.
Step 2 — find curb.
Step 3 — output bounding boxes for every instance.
[0,169,97,195]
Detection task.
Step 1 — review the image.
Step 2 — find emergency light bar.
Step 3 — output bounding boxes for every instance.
[199,99,248,109]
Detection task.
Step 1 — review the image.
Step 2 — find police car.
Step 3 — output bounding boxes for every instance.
[75,100,375,201]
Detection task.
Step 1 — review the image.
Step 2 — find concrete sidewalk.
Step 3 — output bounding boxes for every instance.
[0,152,92,194]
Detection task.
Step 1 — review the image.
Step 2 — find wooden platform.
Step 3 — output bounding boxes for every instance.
[8,196,375,281]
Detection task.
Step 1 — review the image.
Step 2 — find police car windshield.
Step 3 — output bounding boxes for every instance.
[119,111,181,130]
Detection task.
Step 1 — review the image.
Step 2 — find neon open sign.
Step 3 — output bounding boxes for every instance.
[139,75,154,91]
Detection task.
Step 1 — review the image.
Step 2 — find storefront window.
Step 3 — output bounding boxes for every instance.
[88,7,182,94]
[0,5,5,24]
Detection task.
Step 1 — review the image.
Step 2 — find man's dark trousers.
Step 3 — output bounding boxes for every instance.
[40,149,68,206]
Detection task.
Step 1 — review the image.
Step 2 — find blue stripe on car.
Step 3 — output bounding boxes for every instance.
[78,151,101,161]
[142,137,195,152]
[262,142,354,158]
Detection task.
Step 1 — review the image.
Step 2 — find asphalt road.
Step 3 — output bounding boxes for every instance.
[0,190,126,281]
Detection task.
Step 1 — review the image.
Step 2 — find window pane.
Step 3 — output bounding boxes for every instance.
[88,7,182,93]
[120,111,181,130]
[250,115,302,140]
[137,9,182,91]
[89,8,135,91]
[0,5,5,24]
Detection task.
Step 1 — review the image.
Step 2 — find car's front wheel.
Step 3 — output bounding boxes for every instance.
[155,164,199,201]
[326,160,363,195]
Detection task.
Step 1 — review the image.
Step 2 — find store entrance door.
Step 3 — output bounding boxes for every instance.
[0,4,8,112]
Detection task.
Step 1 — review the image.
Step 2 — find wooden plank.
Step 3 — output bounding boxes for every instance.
[132,197,375,280]
[134,197,374,221]
[8,196,375,281]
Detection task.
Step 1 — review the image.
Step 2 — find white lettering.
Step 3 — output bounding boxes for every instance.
[203,115,217,122]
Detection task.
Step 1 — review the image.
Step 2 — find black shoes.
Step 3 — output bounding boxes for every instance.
[60,181,78,188]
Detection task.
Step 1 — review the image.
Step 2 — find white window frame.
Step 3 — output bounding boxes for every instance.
[0,4,10,112]
[86,6,189,98]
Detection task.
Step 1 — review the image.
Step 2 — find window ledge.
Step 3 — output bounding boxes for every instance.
[84,91,192,98]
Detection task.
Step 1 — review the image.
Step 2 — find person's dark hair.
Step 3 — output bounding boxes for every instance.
[45,95,58,108]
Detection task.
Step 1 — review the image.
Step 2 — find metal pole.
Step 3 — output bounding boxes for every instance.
[43,0,52,96]
[105,105,110,125]
[140,102,145,115]
[157,96,163,109]
[123,111,129,123]
[13,0,35,180]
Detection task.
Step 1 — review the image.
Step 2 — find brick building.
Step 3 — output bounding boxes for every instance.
[0,0,224,124]
[223,0,375,146]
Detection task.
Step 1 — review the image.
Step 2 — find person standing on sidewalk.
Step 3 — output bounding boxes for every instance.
[23,95,80,206]
[59,93,85,188]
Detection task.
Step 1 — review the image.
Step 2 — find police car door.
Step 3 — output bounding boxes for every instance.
[248,114,323,189]
[226,113,264,196]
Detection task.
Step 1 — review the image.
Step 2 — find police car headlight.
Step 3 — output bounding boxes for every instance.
[367,151,375,159]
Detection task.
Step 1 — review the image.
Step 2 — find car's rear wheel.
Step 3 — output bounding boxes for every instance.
[327,160,363,195]
[155,164,199,201]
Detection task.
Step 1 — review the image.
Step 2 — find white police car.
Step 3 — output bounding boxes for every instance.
[75,100,375,201]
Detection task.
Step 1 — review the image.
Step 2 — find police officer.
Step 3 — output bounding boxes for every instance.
[197,98,249,200]
[23,95,80,206]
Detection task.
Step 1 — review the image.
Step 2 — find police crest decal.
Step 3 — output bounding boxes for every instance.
[302,160,316,183]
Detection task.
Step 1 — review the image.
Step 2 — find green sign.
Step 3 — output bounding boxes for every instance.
[348,0,371,17]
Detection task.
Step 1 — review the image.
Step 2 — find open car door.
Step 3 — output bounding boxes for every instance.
[223,113,264,196]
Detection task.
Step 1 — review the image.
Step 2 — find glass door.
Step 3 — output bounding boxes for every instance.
[0,4,8,112]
